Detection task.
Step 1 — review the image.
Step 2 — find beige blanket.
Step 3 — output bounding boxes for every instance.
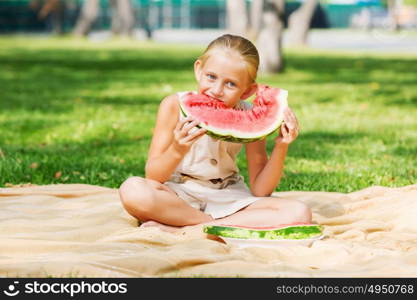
[1,183,416,277]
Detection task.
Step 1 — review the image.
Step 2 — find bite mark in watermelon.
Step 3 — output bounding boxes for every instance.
[179,85,288,143]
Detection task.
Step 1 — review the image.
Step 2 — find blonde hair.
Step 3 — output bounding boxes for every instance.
[198,34,259,82]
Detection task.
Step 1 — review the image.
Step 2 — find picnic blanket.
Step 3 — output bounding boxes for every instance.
[1,183,416,277]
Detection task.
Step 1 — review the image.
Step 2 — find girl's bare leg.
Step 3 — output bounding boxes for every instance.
[217,197,312,226]
[139,197,312,235]
[118,176,214,226]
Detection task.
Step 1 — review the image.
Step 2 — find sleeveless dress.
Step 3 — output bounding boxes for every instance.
[164,92,262,219]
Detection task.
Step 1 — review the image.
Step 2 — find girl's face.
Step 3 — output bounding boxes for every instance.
[194,50,257,108]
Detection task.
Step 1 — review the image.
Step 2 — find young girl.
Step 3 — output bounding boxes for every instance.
[119,34,312,234]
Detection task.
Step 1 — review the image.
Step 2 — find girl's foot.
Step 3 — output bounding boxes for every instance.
[139,220,180,233]
[139,220,225,243]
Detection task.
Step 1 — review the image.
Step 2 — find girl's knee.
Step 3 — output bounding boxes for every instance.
[118,176,155,219]
[119,176,146,202]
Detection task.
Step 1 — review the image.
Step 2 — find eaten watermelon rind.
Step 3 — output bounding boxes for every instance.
[203,224,323,240]
[178,86,288,144]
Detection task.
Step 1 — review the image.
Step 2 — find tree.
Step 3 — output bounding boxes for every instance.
[73,0,135,37]
[72,0,99,37]
[29,0,65,34]
[109,0,135,37]
[226,0,248,36]
[228,0,285,73]
[287,0,317,46]
[249,0,263,39]
[256,0,286,73]
[252,0,317,72]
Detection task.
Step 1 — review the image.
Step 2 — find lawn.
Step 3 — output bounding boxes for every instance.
[0,35,416,193]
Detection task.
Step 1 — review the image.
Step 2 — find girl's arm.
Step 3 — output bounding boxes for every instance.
[245,107,299,197]
[145,94,206,183]
[246,140,288,197]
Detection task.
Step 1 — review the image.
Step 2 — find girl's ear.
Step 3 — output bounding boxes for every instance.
[194,60,202,82]
[241,83,258,100]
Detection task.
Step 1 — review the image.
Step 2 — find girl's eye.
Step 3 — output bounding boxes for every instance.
[227,81,236,88]
[207,74,216,80]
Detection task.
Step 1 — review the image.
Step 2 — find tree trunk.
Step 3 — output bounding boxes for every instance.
[110,0,121,35]
[120,0,135,37]
[226,0,248,36]
[257,0,285,73]
[387,0,401,31]
[73,0,99,37]
[288,0,317,46]
[29,0,65,34]
[48,0,64,35]
[109,0,135,37]
[249,0,263,40]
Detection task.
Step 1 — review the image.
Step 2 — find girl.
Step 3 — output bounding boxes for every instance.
[119,34,312,234]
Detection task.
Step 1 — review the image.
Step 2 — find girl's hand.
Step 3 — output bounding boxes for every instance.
[172,116,207,155]
[275,107,300,145]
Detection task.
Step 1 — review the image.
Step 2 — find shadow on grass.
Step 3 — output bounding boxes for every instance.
[1,45,417,115]
[0,118,63,134]
[279,170,372,193]
[0,48,194,113]
[0,135,152,188]
[266,130,366,160]
[384,95,417,106]
[84,95,161,106]
[391,145,417,157]
[0,49,195,72]
[285,54,417,85]
[0,118,65,145]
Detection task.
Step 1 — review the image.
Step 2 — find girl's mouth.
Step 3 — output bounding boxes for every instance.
[204,93,223,102]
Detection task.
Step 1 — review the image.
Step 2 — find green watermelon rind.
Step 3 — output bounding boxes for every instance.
[203,127,281,144]
[203,225,323,240]
[178,88,288,144]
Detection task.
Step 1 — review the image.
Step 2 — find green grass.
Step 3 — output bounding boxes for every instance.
[0,35,416,192]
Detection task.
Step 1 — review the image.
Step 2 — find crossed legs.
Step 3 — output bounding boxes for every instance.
[119,176,312,233]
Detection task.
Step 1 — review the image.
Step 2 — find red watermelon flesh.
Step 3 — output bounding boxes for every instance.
[179,85,288,143]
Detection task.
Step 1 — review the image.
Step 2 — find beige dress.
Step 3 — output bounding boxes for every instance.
[164,92,261,219]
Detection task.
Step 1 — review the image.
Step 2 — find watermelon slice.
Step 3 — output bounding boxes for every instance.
[179,85,288,143]
[203,223,323,240]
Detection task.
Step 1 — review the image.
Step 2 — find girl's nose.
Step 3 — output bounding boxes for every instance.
[211,83,224,98]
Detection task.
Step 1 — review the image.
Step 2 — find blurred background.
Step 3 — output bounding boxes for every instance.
[2,0,417,31]
[1,0,416,50]
[0,1,416,191]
